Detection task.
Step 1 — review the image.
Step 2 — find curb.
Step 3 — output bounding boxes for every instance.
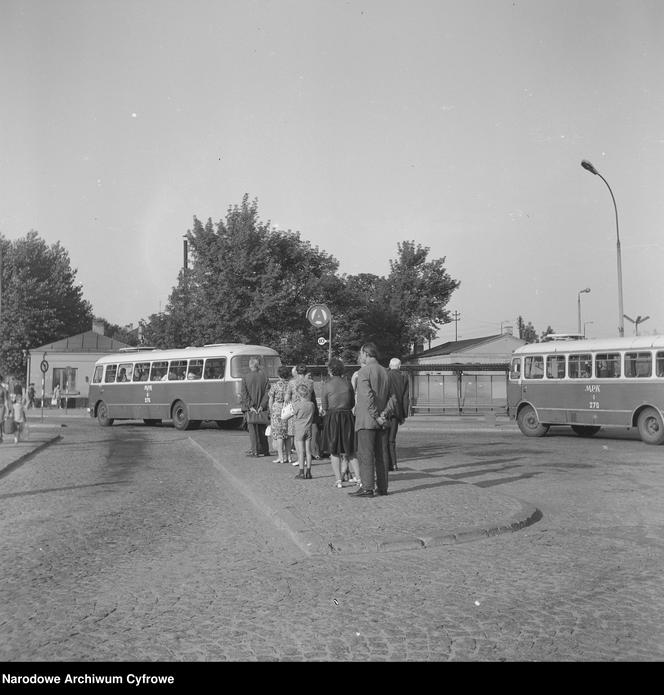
[190,437,543,557]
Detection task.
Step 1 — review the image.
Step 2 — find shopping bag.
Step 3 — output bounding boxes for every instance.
[281,402,294,420]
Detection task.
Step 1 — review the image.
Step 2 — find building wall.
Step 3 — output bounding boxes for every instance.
[28,351,101,404]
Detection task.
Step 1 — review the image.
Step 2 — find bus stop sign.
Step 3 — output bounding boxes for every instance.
[307,304,330,328]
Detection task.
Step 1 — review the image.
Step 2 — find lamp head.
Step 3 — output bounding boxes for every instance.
[581,160,599,175]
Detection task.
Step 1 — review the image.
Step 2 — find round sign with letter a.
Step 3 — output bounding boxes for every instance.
[307,304,330,328]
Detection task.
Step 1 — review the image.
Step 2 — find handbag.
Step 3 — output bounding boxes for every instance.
[281,402,294,420]
[245,409,270,426]
[265,424,272,437]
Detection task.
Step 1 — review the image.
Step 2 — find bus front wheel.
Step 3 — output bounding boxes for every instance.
[171,400,190,431]
[516,405,549,437]
[571,425,601,437]
[96,401,114,427]
[637,407,664,445]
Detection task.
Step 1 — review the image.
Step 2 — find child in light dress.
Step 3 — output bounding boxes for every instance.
[292,383,315,479]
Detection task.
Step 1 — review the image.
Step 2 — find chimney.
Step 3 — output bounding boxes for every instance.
[92,319,105,335]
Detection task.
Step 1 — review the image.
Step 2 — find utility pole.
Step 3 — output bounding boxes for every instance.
[450,310,461,342]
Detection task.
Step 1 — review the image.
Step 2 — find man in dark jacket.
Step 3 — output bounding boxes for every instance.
[240,357,271,457]
[386,358,410,471]
[349,343,392,498]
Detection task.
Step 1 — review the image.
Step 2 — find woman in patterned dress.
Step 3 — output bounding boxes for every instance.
[268,365,292,463]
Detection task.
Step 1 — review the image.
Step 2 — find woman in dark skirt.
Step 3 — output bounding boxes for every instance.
[321,357,361,488]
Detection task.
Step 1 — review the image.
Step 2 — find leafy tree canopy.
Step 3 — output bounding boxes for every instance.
[143,196,460,365]
[0,231,93,379]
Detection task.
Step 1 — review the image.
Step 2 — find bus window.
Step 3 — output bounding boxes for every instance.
[92,365,103,384]
[524,356,544,379]
[625,352,652,378]
[104,364,118,383]
[546,355,565,379]
[657,352,664,378]
[150,361,168,381]
[595,353,621,378]
[117,364,133,382]
[133,362,150,381]
[204,358,226,380]
[187,359,203,380]
[569,354,592,379]
[168,360,187,381]
[509,357,521,380]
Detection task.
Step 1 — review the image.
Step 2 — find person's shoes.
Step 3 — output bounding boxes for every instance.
[305,468,312,479]
[256,453,266,457]
[348,488,374,498]
[291,460,299,466]
[272,459,283,463]
[294,471,305,479]
[335,480,343,489]
[375,490,389,496]
[393,464,399,471]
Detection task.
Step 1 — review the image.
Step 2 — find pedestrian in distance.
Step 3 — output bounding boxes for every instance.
[27,383,36,409]
[52,384,61,409]
[292,382,315,479]
[321,357,360,488]
[240,356,271,457]
[349,343,395,499]
[0,375,9,443]
[386,357,410,471]
[10,393,28,444]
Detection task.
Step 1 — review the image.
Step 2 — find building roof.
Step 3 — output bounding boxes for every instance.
[34,330,131,353]
[413,334,508,359]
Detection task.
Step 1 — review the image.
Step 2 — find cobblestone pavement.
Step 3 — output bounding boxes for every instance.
[0,417,662,661]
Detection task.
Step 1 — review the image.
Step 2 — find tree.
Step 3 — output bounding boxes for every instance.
[0,231,93,378]
[540,326,555,341]
[142,197,461,365]
[516,315,539,343]
[142,195,341,362]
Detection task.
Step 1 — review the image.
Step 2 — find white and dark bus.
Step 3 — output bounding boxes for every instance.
[507,335,664,444]
[88,343,281,430]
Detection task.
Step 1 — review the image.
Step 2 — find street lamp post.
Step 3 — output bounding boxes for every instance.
[577,287,591,335]
[581,160,624,337]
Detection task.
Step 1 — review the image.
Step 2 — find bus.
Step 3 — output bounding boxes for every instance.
[507,335,664,444]
[88,343,281,430]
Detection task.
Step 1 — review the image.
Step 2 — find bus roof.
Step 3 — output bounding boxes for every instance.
[513,335,664,355]
[93,343,280,364]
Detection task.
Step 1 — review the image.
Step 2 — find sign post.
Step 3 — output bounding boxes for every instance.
[307,304,332,363]
[40,355,49,422]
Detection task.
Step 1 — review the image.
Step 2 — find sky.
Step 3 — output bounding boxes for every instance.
[2,0,663,345]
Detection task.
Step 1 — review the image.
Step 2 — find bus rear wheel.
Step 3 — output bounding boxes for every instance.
[637,407,664,445]
[96,401,114,427]
[571,425,601,437]
[516,405,549,437]
[171,400,190,431]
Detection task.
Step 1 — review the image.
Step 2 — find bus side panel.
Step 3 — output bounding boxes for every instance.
[184,381,239,421]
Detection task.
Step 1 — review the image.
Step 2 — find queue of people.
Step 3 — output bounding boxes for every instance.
[240,343,409,498]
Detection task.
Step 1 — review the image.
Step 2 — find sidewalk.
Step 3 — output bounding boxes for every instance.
[193,414,538,557]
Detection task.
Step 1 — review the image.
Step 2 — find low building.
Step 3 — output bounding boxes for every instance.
[403,333,526,414]
[27,321,130,408]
